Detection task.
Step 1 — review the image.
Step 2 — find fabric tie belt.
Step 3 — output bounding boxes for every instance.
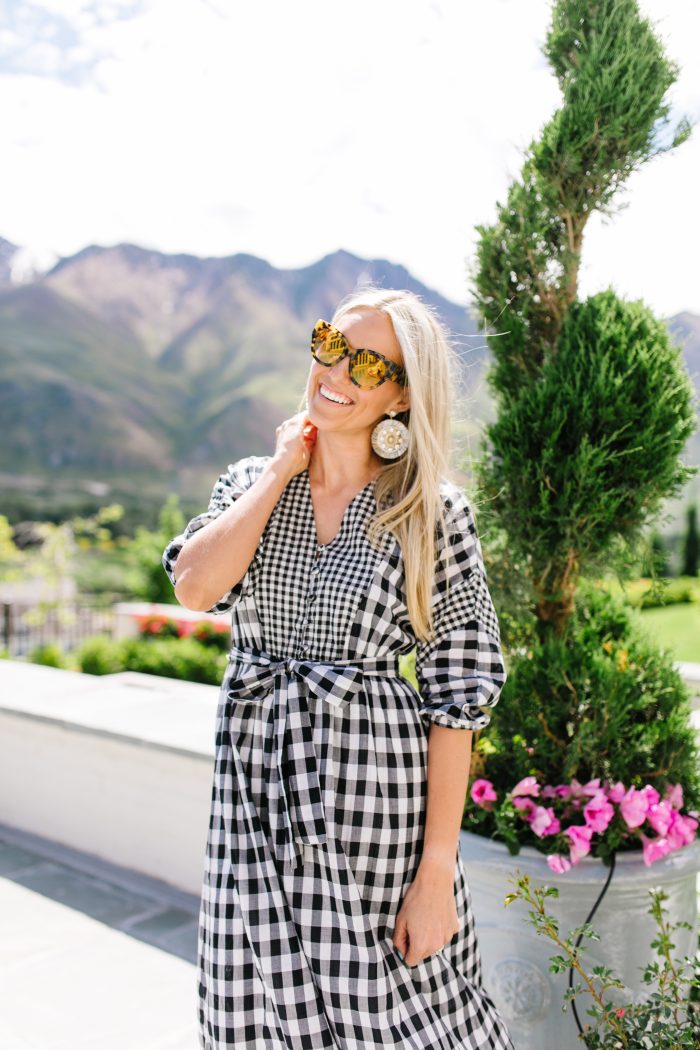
[225,645,401,873]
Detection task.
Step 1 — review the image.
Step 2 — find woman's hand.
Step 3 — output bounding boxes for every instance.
[272,411,317,481]
[392,866,460,967]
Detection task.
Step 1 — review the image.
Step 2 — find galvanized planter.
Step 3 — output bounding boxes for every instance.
[459,829,700,1050]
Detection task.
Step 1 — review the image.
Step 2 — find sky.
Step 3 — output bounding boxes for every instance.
[1,0,699,317]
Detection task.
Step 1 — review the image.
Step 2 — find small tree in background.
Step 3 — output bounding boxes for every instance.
[467,0,700,851]
[681,503,699,578]
[126,494,185,604]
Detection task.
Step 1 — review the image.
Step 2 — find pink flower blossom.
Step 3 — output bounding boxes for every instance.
[605,781,626,803]
[547,854,572,874]
[513,797,537,820]
[471,779,498,810]
[582,778,602,797]
[620,787,649,829]
[511,776,540,799]
[584,793,615,834]
[647,801,674,837]
[641,834,673,866]
[640,785,660,808]
[564,824,593,864]
[666,812,698,850]
[530,806,561,838]
[665,784,684,810]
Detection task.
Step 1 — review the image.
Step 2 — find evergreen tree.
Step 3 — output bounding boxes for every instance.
[467,0,700,826]
[470,0,696,636]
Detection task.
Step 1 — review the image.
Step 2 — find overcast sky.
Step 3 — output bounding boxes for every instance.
[2,0,699,317]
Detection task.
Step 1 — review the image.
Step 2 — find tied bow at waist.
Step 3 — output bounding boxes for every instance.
[225,646,400,873]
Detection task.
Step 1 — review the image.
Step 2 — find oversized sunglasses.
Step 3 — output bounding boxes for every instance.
[310,319,408,390]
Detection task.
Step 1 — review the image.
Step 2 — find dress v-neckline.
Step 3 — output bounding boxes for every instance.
[303,469,376,549]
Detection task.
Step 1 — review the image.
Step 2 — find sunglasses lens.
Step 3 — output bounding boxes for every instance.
[350,351,388,389]
[312,324,346,365]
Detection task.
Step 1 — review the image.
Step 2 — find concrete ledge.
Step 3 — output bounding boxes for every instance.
[0,661,219,896]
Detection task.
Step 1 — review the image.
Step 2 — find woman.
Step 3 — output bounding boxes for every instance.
[162,286,514,1049]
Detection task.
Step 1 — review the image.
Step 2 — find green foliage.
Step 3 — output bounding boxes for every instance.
[476,291,697,609]
[506,874,699,1048]
[477,580,700,843]
[72,633,227,685]
[76,636,127,676]
[26,643,68,669]
[118,637,228,684]
[123,494,186,604]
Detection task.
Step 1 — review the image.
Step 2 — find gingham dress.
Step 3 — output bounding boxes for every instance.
[162,454,513,1050]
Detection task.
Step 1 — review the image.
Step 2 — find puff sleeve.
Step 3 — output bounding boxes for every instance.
[413,484,507,731]
[161,455,269,615]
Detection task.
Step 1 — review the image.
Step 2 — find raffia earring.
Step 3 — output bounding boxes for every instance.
[371,410,409,459]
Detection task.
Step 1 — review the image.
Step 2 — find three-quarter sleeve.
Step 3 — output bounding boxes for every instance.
[161,455,268,615]
[413,485,507,731]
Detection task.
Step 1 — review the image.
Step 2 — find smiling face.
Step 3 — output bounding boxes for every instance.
[305,308,410,433]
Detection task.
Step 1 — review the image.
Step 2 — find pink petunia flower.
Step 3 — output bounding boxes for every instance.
[666,812,698,850]
[530,806,561,838]
[583,793,615,834]
[564,824,593,864]
[470,779,498,810]
[641,834,672,867]
[646,800,674,837]
[512,797,537,820]
[605,781,626,804]
[665,784,684,810]
[547,853,572,874]
[511,776,540,799]
[620,787,649,829]
[640,784,660,809]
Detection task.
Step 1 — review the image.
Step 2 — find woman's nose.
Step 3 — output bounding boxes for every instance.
[326,358,352,386]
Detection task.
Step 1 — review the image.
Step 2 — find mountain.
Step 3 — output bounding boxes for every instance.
[0,238,697,526]
[0,243,489,516]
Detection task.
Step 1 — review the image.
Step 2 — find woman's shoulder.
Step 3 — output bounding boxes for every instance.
[437,476,473,526]
[223,454,273,483]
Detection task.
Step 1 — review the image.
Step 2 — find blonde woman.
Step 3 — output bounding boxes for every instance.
[162,287,514,1049]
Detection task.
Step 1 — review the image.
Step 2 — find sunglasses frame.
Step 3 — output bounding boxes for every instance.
[310,319,408,390]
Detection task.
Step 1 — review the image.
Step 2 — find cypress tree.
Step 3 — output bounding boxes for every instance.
[467,0,700,831]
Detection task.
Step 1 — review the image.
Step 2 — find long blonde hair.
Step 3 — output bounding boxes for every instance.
[301,285,464,643]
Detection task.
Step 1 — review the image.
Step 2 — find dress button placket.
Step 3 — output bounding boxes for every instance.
[299,545,323,656]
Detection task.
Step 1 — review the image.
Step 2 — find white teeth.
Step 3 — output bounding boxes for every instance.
[321,384,352,403]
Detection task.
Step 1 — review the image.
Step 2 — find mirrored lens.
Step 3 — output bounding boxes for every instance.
[312,326,347,365]
[350,351,389,389]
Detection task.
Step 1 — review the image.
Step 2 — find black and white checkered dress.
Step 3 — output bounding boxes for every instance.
[162,454,513,1050]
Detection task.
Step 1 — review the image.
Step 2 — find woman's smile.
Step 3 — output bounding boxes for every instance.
[318,381,355,406]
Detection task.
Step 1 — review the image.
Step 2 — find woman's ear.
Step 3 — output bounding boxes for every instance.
[393,390,410,413]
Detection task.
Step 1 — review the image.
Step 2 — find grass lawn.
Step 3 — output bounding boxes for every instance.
[636,603,700,663]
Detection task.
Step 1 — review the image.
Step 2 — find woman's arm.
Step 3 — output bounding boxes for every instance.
[173,456,293,611]
[416,723,473,885]
[392,723,473,965]
[171,413,315,612]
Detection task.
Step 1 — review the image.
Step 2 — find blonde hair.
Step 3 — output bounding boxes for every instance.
[300,285,464,643]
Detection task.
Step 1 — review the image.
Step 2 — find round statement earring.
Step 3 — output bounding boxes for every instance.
[371,410,410,459]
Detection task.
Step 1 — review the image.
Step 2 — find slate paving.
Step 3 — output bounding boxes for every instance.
[0,822,201,1049]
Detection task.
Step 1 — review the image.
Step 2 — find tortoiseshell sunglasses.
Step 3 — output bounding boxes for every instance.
[310,319,408,390]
